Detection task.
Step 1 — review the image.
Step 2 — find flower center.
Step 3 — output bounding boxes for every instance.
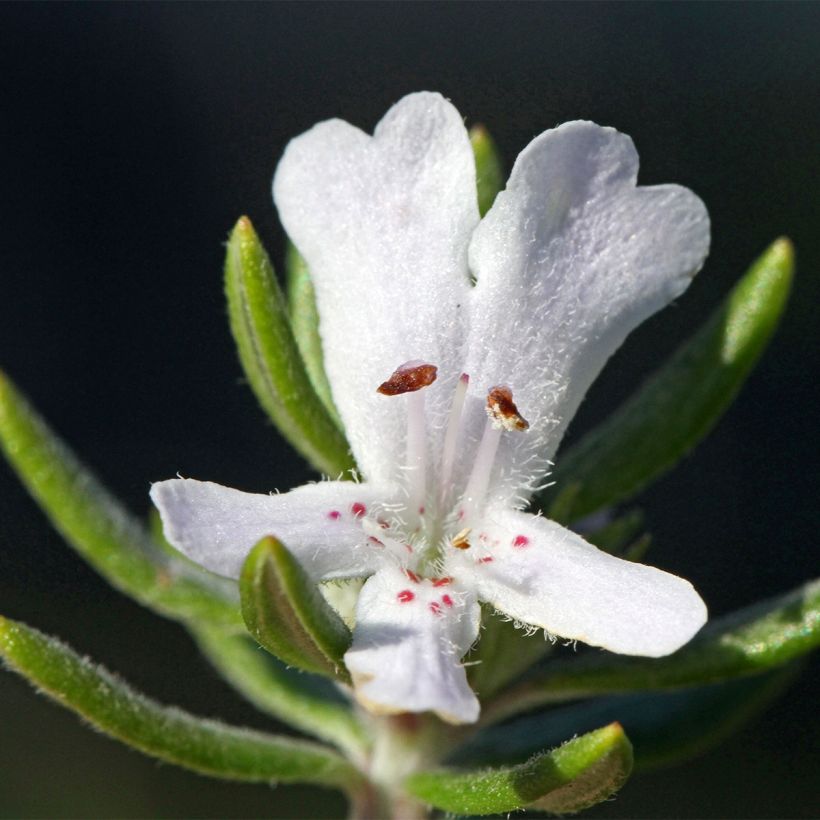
[374,359,529,574]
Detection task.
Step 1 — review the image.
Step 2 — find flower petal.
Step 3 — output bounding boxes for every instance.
[273,92,479,486]
[150,478,387,581]
[449,507,706,657]
[344,565,481,724]
[463,121,710,503]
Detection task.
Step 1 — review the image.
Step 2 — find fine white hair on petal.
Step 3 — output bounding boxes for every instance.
[448,506,707,657]
[344,565,481,724]
[150,478,388,582]
[273,92,479,487]
[463,120,711,505]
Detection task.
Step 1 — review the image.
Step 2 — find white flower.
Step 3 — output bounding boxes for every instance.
[151,92,710,725]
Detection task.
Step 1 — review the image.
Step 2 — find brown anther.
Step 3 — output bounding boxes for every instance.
[486,386,529,432]
[451,527,472,550]
[377,361,438,395]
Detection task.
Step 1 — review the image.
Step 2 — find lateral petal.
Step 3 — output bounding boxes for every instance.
[345,566,481,724]
[150,478,387,581]
[449,506,706,657]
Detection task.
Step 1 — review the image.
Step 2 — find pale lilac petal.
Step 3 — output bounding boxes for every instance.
[344,565,481,724]
[448,506,706,657]
[461,121,710,504]
[273,92,479,487]
[150,478,388,581]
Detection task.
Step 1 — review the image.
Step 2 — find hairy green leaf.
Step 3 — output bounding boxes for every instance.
[285,242,341,424]
[484,577,819,724]
[240,537,352,681]
[470,125,504,217]
[192,626,367,759]
[0,371,241,629]
[0,615,362,790]
[455,665,799,773]
[466,607,554,700]
[406,723,632,816]
[225,217,353,476]
[543,238,794,523]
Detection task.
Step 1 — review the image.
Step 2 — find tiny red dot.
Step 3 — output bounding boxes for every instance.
[478,556,494,564]
[418,505,425,515]
[405,570,421,583]
[429,601,442,615]
[442,594,454,607]
[368,536,384,547]
[405,544,414,553]
[397,590,415,603]
[432,577,452,587]
[513,534,530,548]
[351,502,367,518]
[327,510,341,520]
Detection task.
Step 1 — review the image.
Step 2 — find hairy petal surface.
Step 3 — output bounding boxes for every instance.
[273,92,479,486]
[464,121,710,503]
[344,566,481,724]
[449,506,707,657]
[151,479,387,581]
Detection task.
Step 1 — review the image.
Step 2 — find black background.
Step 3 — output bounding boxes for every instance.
[0,3,817,817]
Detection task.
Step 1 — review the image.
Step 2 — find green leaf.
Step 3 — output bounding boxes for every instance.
[0,615,362,790]
[584,508,646,555]
[483,577,820,724]
[454,665,799,773]
[0,371,241,630]
[470,125,504,217]
[192,626,367,759]
[240,537,352,681]
[225,217,353,477]
[285,242,341,424]
[543,238,794,523]
[405,723,632,816]
[466,607,554,700]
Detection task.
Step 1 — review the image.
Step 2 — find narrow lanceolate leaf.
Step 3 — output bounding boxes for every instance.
[584,508,646,555]
[406,723,632,816]
[0,616,362,790]
[483,577,819,724]
[543,238,794,523]
[225,217,353,477]
[192,626,367,760]
[454,665,799,773]
[466,606,554,699]
[0,371,241,630]
[285,242,340,424]
[470,125,504,217]
[240,537,352,681]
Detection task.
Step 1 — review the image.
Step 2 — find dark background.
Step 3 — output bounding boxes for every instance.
[0,3,817,817]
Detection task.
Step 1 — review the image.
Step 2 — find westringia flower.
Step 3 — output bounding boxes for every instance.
[152,92,710,724]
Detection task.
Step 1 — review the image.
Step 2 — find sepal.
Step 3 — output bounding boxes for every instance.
[405,723,633,815]
[543,237,794,522]
[240,537,352,681]
[224,217,353,476]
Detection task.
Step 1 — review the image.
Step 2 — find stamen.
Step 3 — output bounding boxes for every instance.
[451,527,472,550]
[486,385,529,431]
[377,361,438,395]
[460,385,528,524]
[377,361,438,527]
[439,373,470,511]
